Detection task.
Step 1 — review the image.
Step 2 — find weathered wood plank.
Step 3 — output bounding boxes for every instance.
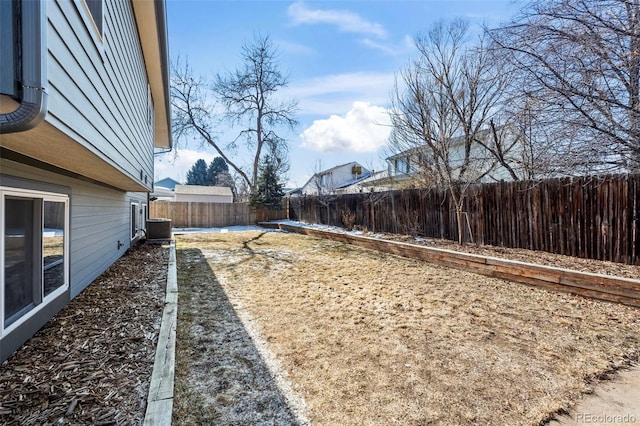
[288,174,640,266]
[144,242,178,425]
[267,222,640,308]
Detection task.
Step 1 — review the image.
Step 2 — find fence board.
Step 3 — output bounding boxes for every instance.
[289,174,640,265]
[150,201,286,228]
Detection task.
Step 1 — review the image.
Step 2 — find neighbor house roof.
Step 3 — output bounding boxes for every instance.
[155,177,180,190]
[174,185,233,197]
[300,161,371,191]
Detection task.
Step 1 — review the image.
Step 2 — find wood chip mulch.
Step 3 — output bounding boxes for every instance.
[0,242,168,425]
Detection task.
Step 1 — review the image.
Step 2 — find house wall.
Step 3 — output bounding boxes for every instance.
[46,0,154,190]
[0,157,147,362]
[174,194,233,203]
[302,163,368,195]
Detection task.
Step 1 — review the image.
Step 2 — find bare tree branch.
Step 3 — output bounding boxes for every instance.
[170,36,298,193]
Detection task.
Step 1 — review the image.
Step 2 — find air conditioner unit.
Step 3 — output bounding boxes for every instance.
[146,218,172,241]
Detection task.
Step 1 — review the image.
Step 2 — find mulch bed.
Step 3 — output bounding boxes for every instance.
[0,243,168,425]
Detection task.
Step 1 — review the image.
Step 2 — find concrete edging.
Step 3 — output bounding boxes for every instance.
[260,222,640,308]
[144,240,178,425]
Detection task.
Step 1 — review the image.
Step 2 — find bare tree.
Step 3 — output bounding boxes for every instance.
[214,35,298,189]
[171,35,298,193]
[490,0,640,173]
[389,20,509,243]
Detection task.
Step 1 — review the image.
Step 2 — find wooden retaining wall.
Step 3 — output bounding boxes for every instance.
[260,222,640,308]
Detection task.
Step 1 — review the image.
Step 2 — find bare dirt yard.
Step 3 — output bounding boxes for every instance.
[0,243,168,425]
[173,230,640,426]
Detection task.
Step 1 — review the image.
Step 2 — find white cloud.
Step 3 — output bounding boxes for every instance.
[286,72,395,115]
[360,34,415,55]
[300,101,392,153]
[287,2,387,38]
[275,39,315,56]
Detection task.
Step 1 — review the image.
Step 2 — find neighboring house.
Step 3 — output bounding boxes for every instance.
[174,185,233,203]
[0,1,171,362]
[341,170,394,193]
[384,129,523,189]
[300,162,371,195]
[150,186,176,201]
[154,177,180,191]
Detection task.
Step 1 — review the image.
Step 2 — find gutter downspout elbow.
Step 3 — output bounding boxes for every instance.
[0,0,47,134]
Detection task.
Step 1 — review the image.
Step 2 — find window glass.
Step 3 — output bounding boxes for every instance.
[2,189,69,333]
[43,201,65,297]
[4,197,36,327]
[85,0,103,36]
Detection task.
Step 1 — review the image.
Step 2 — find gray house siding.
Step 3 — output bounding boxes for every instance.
[0,0,170,363]
[46,0,154,190]
[0,158,148,360]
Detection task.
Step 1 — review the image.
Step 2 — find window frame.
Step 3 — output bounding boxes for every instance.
[147,85,154,128]
[73,0,105,62]
[79,0,103,41]
[0,187,69,337]
[141,203,148,235]
[131,202,140,240]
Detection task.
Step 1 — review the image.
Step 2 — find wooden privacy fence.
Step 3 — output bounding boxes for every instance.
[150,201,287,228]
[289,174,640,265]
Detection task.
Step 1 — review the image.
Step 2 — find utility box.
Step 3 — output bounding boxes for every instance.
[146,218,172,240]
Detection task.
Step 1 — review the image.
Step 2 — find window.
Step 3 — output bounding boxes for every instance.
[147,85,154,128]
[1,188,69,335]
[141,203,147,235]
[83,0,103,37]
[131,202,140,240]
[395,158,410,175]
[320,173,331,187]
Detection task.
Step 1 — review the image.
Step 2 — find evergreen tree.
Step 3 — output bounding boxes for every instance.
[185,159,208,185]
[249,155,284,206]
[206,157,229,185]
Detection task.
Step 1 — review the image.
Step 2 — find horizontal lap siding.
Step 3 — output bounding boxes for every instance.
[47,0,153,189]
[1,159,146,298]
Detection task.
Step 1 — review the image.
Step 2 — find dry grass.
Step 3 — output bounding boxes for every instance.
[175,231,640,426]
[172,243,303,425]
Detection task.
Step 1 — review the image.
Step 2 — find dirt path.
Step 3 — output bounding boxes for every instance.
[549,364,640,424]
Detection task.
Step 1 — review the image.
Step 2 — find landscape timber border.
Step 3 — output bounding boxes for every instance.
[145,240,178,425]
[259,222,640,308]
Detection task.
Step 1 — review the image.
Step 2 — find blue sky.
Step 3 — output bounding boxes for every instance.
[155,0,519,188]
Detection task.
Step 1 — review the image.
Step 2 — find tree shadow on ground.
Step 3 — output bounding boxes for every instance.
[173,248,303,426]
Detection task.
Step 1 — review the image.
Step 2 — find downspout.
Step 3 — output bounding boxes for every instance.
[0,0,47,133]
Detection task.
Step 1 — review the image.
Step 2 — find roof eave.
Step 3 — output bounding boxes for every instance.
[131,0,172,150]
